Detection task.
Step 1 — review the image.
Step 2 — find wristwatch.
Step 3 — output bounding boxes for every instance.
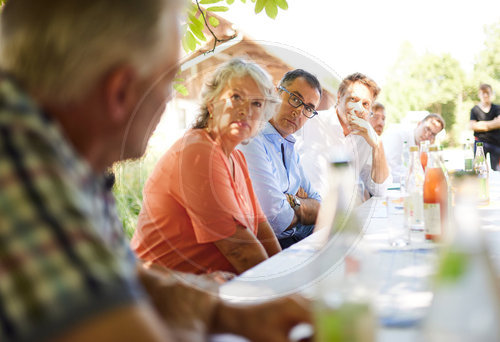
[290,194,301,209]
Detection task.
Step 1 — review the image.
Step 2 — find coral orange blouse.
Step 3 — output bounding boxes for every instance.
[131,129,266,274]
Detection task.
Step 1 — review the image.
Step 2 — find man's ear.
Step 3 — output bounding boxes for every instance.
[104,65,137,124]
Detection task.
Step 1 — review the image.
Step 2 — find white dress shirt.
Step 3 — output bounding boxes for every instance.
[381,124,416,183]
[295,109,392,200]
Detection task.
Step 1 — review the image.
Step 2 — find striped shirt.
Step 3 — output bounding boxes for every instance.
[0,75,144,341]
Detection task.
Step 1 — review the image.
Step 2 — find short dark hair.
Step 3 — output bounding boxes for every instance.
[372,102,385,112]
[278,69,322,97]
[338,73,380,100]
[479,83,493,93]
[422,113,445,130]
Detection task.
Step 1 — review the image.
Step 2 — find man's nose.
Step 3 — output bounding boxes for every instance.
[291,107,300,117]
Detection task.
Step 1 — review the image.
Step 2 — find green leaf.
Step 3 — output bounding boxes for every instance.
[206,5,229,12]
[200,0,223,4]
[174,83,189,96]
[188,3,198,15]
[181,34,190,53]
[209,16,220,27]
[185,31,197,51]
[174,78,185,82]
[188,13,204,31]
[254,0,265,14]
[275,0,288,10]
[189,22,206,41]
[264,0,278,19]
[226,0,235,4]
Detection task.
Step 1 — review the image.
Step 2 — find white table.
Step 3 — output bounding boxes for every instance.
[213,171,500,341]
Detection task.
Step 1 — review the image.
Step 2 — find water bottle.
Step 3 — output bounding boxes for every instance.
[405,146,424,232]
[464,138,474,172]
[474,142,489,205]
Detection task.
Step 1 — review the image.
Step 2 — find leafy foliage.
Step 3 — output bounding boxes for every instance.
[381,45,467,146]
[473,20,500,95]
[381,20,500,147]
[182,0,288,53]
[112,153,160,239]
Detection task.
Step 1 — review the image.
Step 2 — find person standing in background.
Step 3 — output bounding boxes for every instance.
[469,83,500,171]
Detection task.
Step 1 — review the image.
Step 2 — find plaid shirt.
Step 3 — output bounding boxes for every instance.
[0,75,144,341]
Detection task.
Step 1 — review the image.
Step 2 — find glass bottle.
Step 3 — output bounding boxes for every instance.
[423,175,500,341]
[405,146,424,232]
[420,140,429,171]
[463,138,474,172]
[314,158,376,342]
[400,140,410,188]
[423,146,448,241]
[402,140,410,168]
[473,142,489,205]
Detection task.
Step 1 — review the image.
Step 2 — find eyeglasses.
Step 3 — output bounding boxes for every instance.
[278,86,318,118]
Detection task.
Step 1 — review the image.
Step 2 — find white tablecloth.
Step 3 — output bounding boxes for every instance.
[212,171,500,342]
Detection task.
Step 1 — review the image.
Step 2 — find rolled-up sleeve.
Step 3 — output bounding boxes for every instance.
[360,154,392,197]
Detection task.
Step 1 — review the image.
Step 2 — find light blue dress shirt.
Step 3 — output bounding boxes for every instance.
[238,122,321,238]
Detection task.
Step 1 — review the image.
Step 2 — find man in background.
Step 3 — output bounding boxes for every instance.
[383,113,445,183]
[296,73,391,203]
[369,102,386,136]
[239,69,322,249]
[469,83,500,170]
[0,1,310,341]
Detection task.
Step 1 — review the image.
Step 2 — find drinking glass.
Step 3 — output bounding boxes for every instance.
[386,192,410,247]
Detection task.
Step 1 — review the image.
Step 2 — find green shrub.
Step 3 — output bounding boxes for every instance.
[112,151,160,239]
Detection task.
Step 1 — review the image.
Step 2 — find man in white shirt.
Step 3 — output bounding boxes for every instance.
[296,73,391,201]
[382,113,445,183]
[369,102,386,136]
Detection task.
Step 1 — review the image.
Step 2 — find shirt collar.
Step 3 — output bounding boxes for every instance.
[262,121,296,144]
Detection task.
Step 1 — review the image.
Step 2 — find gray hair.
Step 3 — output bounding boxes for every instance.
[0,0,180,104]
[278,69,322,97]
[193,58,279,130]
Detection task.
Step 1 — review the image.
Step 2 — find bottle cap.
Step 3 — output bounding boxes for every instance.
[477,142,483,147]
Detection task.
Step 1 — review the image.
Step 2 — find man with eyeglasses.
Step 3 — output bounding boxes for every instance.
[239,69,322,249]
[383,113,445,183]
[296,73,391,202]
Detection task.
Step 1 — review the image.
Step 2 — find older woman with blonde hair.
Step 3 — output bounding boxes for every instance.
[131,58,282,274]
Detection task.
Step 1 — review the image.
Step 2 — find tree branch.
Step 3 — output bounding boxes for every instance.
[195,0,238,54]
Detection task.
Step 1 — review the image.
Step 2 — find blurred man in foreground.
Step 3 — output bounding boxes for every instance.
[383,113,445,183]
[0,1,310,341]
[369,102,386,136]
